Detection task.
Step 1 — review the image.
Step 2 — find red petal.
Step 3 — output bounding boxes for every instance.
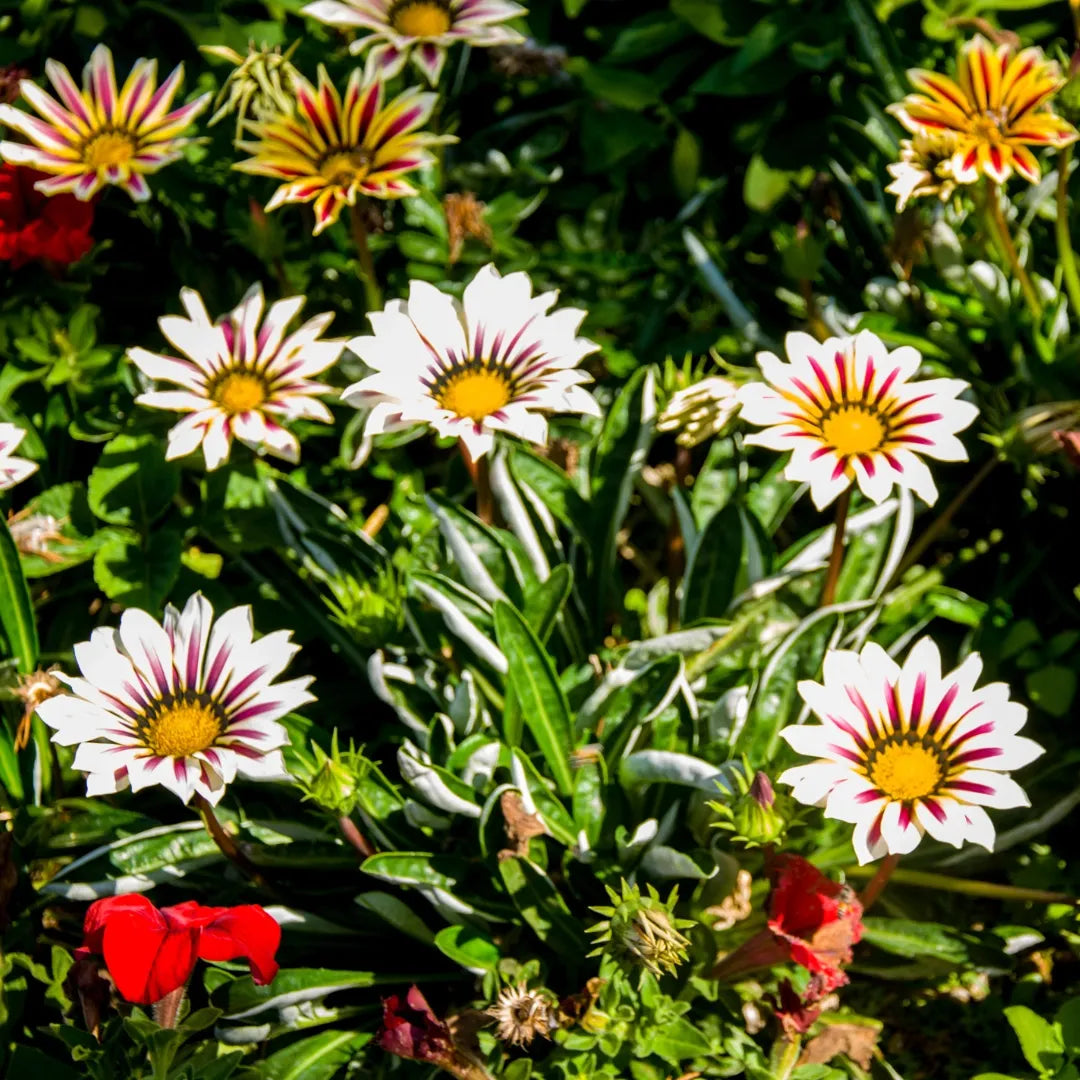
[197,905,281,985]
[82,893,161,955]
[101,911,198,1005]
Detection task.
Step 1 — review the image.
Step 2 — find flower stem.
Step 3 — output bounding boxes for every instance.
[986,181,1043,321]
[892,455,997,583]
[338,814,375,859]
[858,853,900,911]
[845,863,1076,905]
[459,441,494,524]
[349,203,383,313]
[769,1033,803,1080]
[152,985,186,1030]
[820,487,852,608]
[666,445,692,631]
[193,793,271,891]
[1056,146,1080,322]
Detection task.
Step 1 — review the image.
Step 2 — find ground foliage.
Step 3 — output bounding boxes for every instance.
[0,0,1078,1079]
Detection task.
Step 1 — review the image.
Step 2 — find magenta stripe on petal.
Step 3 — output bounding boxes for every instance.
[855,788,881,804]
[949,779,996,795]
[927,683,959,734]
[951,746,1003,765]
[922,797,947,822]
[911,672,926,726]
[380,105,424,141]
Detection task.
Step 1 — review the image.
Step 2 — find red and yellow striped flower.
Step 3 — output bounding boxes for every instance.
[0,44,209,202]
[234,66,451,235]
[888,34,1078,185]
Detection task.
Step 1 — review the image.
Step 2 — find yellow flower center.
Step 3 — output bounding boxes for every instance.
[970,114,1004,143]
[436,369,512,421]
[319,149,374,188]
[146,700,221,759]
[868,739,944,801]
[83,131,136,170]
[390,0,453,37]
[214,372,267,414]
[820,406,886,456]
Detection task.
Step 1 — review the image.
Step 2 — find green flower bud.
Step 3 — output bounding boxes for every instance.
[710,765,792,848]
[588,881,695,980]
[298,732,370,816]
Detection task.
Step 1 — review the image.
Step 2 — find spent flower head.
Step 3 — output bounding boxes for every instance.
[486,983,559,1047]
[588,881,694,981]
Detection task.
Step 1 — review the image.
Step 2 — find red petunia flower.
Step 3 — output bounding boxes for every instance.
[711,853,863,992]
[0,163,94,269]
[380,986,454,1063]
[78,894,281,1005]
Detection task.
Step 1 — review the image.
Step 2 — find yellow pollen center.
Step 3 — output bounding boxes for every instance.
[391,0,453,36]
[146,701,221,759]
[83,131,136,170]
[437,370,512,421]
[868,741,943,801]
[214,372,267,413]
[319,149,374,188]
[821,406,886,456]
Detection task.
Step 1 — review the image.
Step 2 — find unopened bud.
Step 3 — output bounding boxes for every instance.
[588,881,695,981]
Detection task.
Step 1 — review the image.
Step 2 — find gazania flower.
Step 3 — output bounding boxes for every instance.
[736,330,978,510]
[0,44,210,202]
[36,591,313,806]
[234,67,450,236]
[302,0,525,85]
[711,853,863,994]
[0,423,37,490]
[128,284,344,470]
[79,894,280,1005]
[885,132,960,211]
[0,163,94,266]
[888,34,1078,185]
[342,263,600,461]
[778,638,1043,864]
[487,984,559,1047]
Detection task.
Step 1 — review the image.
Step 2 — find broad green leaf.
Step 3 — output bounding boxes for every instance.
[247,1029,371,1080]
[589,366,656,623]
[361,851,465,890]
[649,1015,713,1066]
[92,528,183,610]
[435,925,501,974]
[682,503,741,622]
[522,563,573,643]
[508,446,591,545]
[0,516,39,674]
[12,482,102,578]
[860,918,969,963]
[86,432,179,528]
[354,892,435,945]
[498,855,588,955]
[212,969,378,1020]
[1003,1005,1064,1074]
[494,600,574,795]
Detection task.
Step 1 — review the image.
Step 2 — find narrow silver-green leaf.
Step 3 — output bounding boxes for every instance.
[0,516,38,673]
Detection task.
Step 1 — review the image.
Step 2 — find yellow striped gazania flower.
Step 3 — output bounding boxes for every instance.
[234,66,451,235]
[888,34,1078,186]
[0,44,210,202]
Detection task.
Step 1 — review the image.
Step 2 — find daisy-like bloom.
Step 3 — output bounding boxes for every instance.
[736,329,978,510]
[0,422,37,490]
[486,983,559,1047]
[342,263,600,461]
[234,67,451,236]
[302,0,525,86]
[885,131,960,211]
[778,638,1044,864]
[887,34,1078,185]
[128,284,344,471]
[35,592,314,806]
[0,44,210,202]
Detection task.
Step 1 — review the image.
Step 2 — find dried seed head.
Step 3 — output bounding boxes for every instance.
[15,666,63,750]
[486,983,559,1047]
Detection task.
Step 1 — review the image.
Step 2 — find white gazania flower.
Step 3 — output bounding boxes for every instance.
[342,263,601,462]
[736,329,978,510]
[0,423,38,491]
[36,593,314,806]
[128,284,345,470]
[778,638,1043,864]
[302,0,525,86]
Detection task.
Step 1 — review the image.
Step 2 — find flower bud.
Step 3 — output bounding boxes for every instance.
[298,733,369,816]
[588,881,695,980]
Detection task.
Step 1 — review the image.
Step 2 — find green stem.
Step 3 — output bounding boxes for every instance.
[845,864,1076,905]
[349,203,383,312]
[1056,146,1080,321]
[193,793,272,892]
[820,486,851,608]
[986,181,1043,321]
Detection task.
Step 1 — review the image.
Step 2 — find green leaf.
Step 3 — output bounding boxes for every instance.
[649,1015,713,1066]
[434,925,501,974]
[86,432,180,528]
[212,969,378,1020]
[0,516,39,673]
[361,851,465,891]
[743,155,791,212]
[1003,1005,1065,1074]
[92,529,183,610]
[247,1029,371,1080]
[354,892,435,945]
[860,918,970,964]
[522,564,573,643]
[1056,996,1080,1053]
[682,503,741,622]
[498,855,589,955]
[508,446,591,545]
[494,601,574,796]
[589,366,656,623]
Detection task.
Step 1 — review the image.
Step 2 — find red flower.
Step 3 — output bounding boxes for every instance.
[711,854,863,992]
[79,894,280,1005]
[0,164,94,269]
[770,979,822,1037]
[380,985,453,1063]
